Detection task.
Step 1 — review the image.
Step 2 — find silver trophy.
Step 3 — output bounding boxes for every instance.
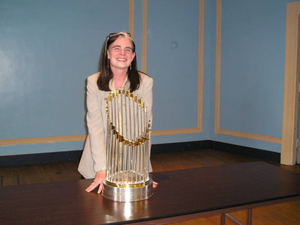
[102,89,153,202]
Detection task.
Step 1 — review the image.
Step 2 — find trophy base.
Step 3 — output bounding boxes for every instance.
[102,178,153,202]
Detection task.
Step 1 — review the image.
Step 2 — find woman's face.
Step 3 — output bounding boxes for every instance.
[107,36,136,72]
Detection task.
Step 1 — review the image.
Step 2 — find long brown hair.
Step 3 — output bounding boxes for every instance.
[97,32,140,92]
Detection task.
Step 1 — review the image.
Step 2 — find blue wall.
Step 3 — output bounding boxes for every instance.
[0,0,293,156]
[0,0,129,155]
[209,0,294,153]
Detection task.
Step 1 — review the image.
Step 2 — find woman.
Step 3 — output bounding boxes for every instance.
[78,32,157,193]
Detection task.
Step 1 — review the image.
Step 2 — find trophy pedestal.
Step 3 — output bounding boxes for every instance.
[102,178,153,202]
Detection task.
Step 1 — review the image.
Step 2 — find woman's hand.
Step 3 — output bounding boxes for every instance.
[153,181,158,189]
[85,170,107,194]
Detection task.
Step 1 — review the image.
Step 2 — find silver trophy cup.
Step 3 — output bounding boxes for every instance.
[102,89,153,202]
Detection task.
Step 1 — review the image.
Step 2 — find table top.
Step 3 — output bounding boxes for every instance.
[1,161,300,225]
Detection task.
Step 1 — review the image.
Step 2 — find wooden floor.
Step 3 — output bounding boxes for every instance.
[1,149,300,224]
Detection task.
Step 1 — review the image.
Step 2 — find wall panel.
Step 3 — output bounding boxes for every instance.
[147,0,200,131]
[212,0,291,153]
[0,0,129,155]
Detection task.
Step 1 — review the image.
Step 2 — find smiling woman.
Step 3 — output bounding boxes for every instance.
[107,36,136,86]
[97,32,140,92]
[78,32,157,195]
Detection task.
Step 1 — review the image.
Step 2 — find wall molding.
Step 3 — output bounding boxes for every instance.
[142,0,204,136]
[0,135,87,146]
[216,129,281,144]
[142,0,147,73]
[129,0,135,39]
[214,0,282,145]
[197,0,204,132]
[281,1,300,165]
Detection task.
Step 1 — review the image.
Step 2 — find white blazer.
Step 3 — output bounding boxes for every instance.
[78,72,153,179]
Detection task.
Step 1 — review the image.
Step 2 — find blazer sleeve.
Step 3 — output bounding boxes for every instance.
[140,75,153,172]
[86,75,106,172]
[142,77,153,125]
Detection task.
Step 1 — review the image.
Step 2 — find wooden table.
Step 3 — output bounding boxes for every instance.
[1,162,300,225]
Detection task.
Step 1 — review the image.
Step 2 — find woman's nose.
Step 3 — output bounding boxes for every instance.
[120,48,125,55]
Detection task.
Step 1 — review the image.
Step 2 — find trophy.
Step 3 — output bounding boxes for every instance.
[102,89,153,202]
